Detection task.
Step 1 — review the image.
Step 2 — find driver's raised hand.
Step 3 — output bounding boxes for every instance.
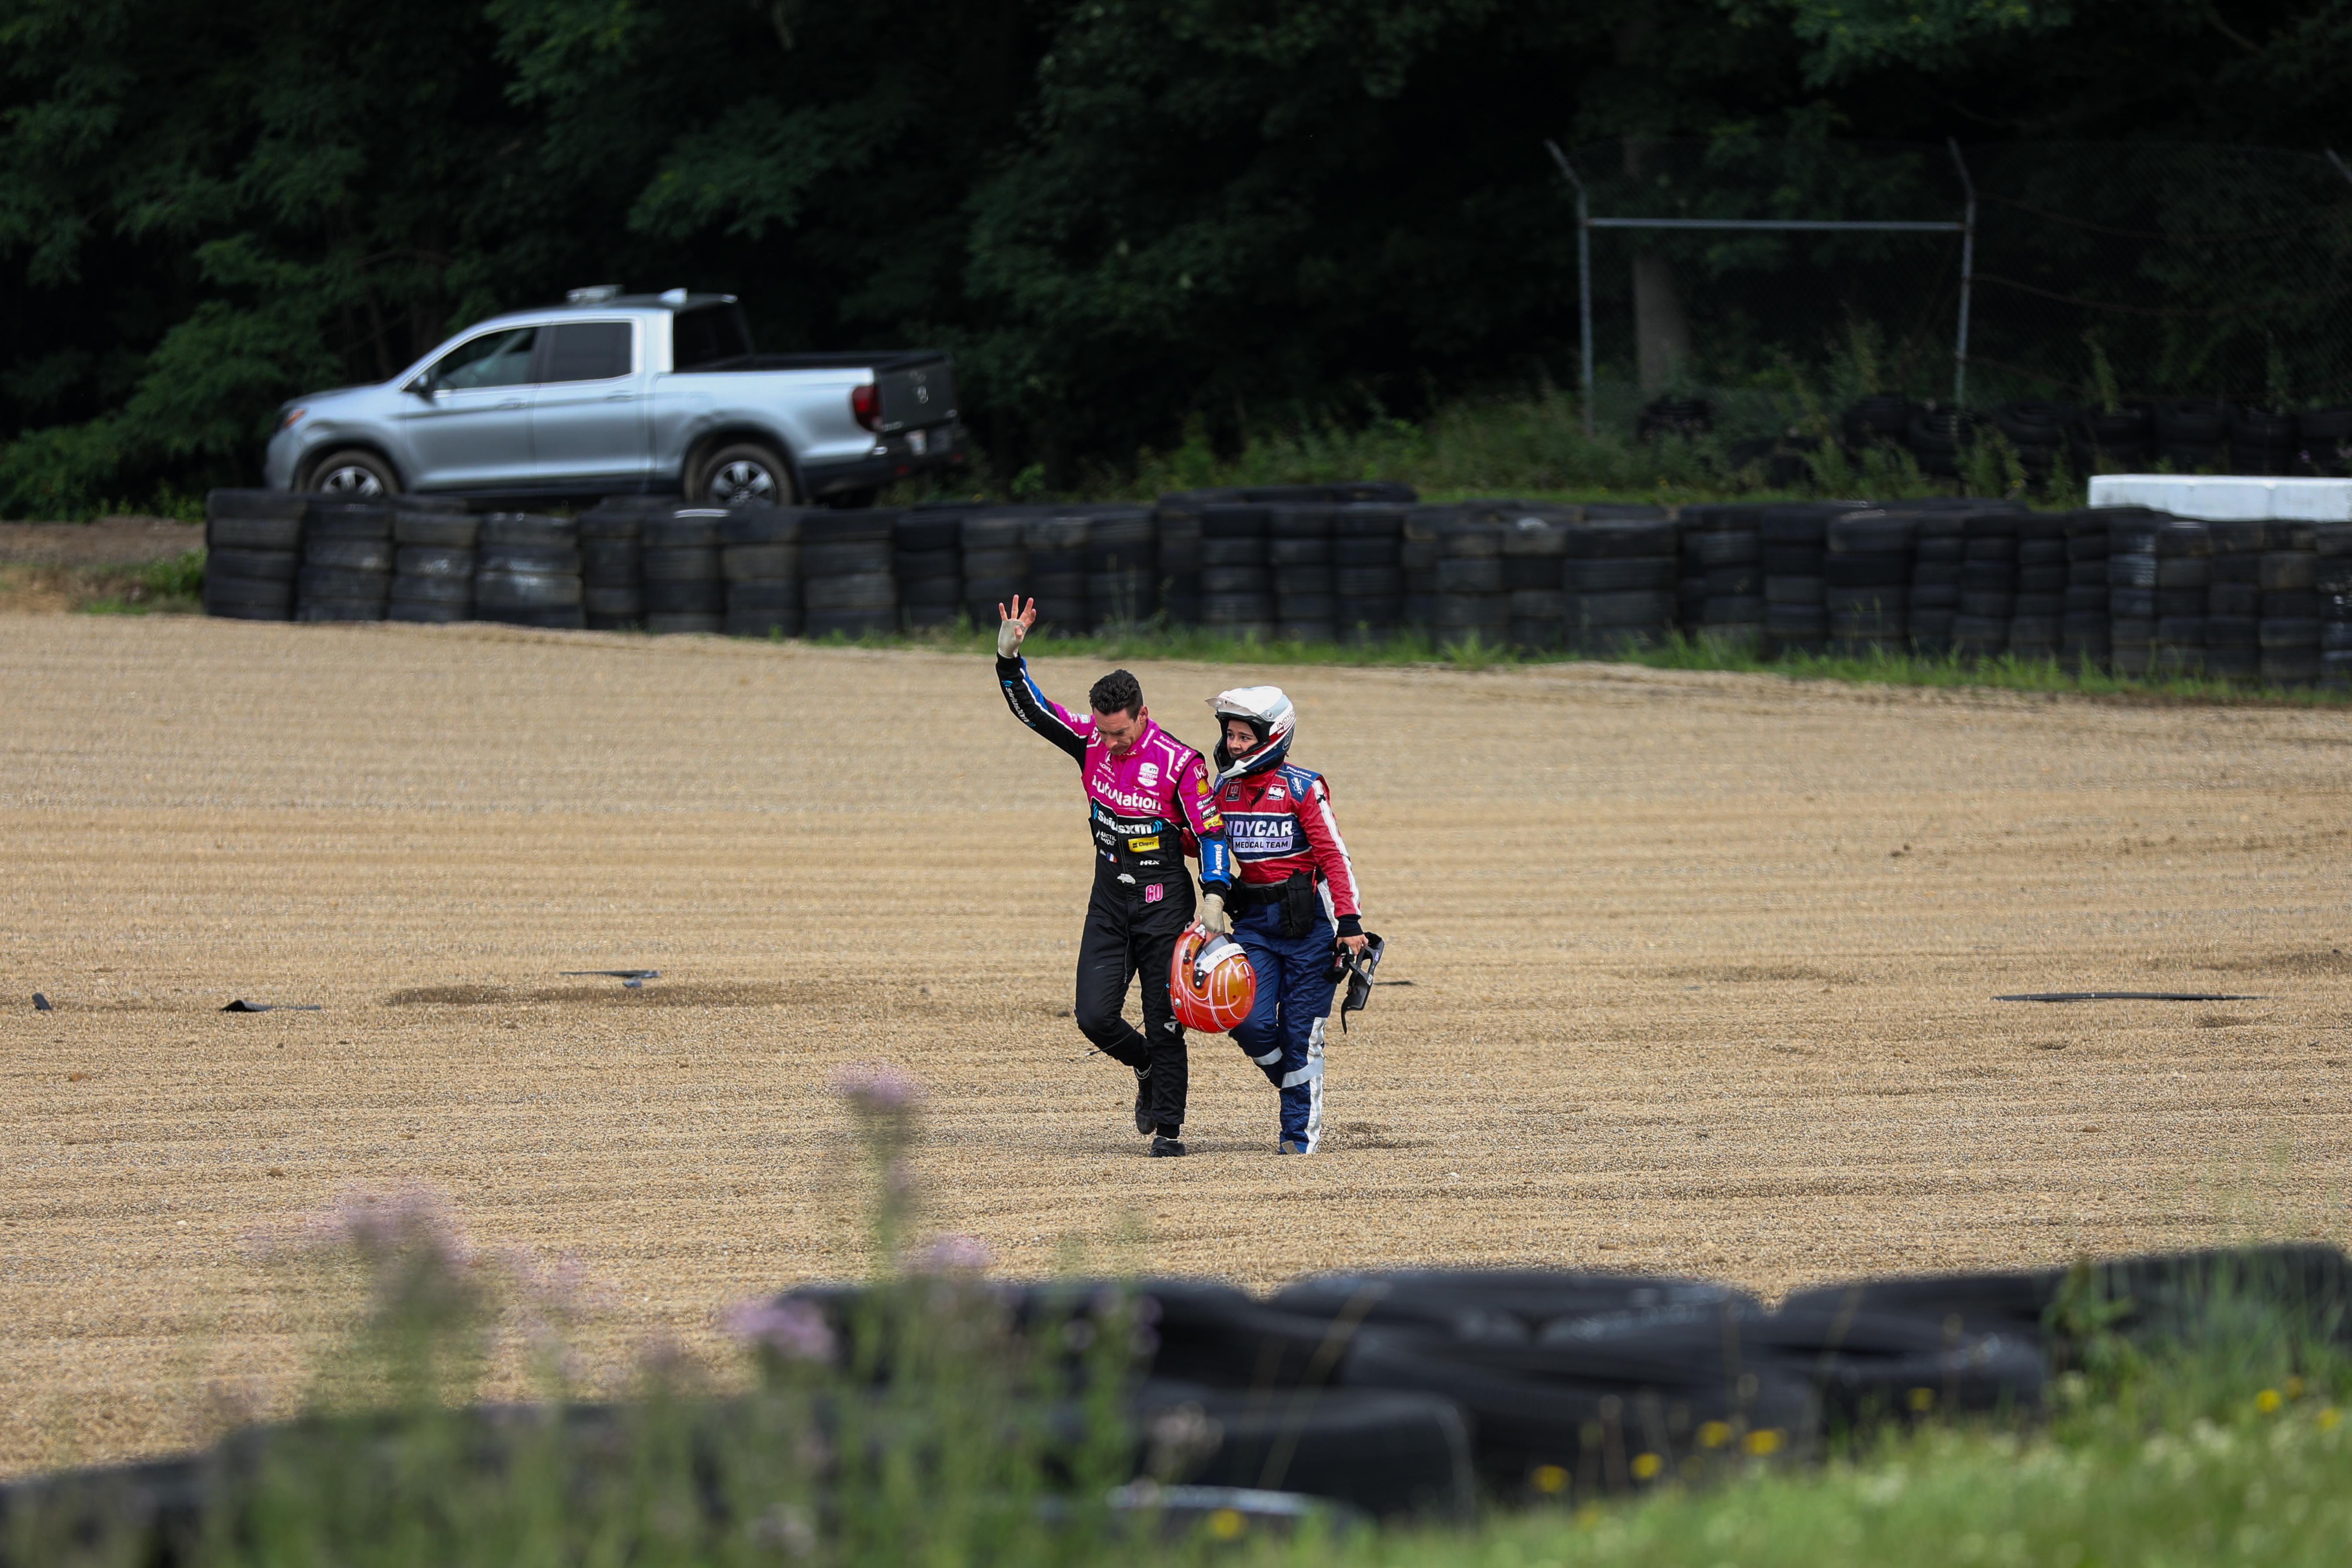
[996,595,1039,657]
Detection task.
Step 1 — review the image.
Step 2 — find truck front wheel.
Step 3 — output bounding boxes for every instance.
[695,442,796,508]
[305,449,402,497]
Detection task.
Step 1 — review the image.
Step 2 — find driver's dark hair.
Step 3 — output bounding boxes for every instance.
[1089,669,1144,718]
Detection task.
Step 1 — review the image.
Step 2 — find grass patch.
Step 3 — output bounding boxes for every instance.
[77,549,207,615]
[1314,1392,2352,1568]
[0,550,208,616]
[887,387,2097,512]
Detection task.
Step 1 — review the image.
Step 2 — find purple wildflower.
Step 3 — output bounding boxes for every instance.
[725,1298,839,1363]
[831,1063,926,1116]
[916,1233,993,1274]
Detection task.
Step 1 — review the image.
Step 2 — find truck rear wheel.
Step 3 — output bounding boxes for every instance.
[696,442,796,508]
[305,449,402,497]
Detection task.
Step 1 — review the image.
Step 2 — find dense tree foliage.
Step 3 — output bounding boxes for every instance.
[0,0,2344,506]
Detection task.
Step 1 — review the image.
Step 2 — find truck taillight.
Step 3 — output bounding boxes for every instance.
[850,383,880,432]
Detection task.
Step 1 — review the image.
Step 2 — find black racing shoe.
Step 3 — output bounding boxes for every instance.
[1150,1135,1188,1158]
[1133,1067,1154,1136]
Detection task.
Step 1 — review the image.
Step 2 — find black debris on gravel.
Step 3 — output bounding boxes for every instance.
[1996,991,2264,1003]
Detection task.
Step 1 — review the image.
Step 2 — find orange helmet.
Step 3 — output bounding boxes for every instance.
[1169,924,1257,1033]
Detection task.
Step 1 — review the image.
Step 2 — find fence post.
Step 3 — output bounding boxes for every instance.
[1545,140,1595,436]
[1948,138,1976,410]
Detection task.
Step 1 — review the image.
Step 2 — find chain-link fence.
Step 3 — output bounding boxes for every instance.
[1552,138,2352,464]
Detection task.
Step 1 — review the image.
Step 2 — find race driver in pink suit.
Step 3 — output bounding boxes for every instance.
[995,596,1234,1157]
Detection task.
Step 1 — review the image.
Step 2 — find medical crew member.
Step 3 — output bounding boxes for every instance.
[1207,686,1365,1154]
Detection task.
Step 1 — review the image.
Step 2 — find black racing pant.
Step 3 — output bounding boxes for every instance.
[1074,866,1197,1136]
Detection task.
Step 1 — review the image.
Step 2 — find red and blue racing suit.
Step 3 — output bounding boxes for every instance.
[1217,761,1361,1151]
[998,654,1233,1136]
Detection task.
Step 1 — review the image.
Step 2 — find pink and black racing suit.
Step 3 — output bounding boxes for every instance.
[998,654,1233,1136]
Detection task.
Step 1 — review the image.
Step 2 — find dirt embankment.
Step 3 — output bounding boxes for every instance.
[0,517,204,613]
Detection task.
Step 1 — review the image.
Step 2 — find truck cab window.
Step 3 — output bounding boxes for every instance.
[428,328,538,390]
[672,305,755,370]
[543,321,634,383]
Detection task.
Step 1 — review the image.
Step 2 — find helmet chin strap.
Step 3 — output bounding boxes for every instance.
[1215,730,1285,786]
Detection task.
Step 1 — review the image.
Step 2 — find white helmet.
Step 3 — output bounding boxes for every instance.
[1208,685,1296,779]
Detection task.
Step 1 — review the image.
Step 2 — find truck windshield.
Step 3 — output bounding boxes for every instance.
[673,305,755,369]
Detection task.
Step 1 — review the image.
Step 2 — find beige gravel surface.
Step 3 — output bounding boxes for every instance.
[3,614,2348,1474]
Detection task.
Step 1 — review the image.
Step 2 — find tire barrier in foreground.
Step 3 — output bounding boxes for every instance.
[785,1243,2347,1509]
[3,1244,2342,1554]
[202,488,2352,688]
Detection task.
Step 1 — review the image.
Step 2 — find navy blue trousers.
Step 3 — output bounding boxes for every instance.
[1229,903,1335,1149]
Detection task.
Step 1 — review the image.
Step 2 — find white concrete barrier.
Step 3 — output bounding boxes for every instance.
[2087,475,2352,521]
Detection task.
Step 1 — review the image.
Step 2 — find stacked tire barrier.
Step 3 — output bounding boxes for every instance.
[635,509,723,634]
[2107,512,2160,677]
[2062,512,2110,670]
[1024,514,1090,633]
[1954,510,2017,661]
[2152,517,2212,676]
[2261,528,2323,686]
[1501,511,1566,652]
[203,491,308,621]
[1333,505,1405,643]
[198,487,2352,688]
[1907,511,1961,654]
[1825,509,1912,656]
[2206,521,2265,682]
[2156,400,2229,473]
[802,512,897,638]
[1572,516,1679,655]
[960,509,1027,628]
[388,505,477,625]
[722,509,803,639]
[580,501,651,630]
[1087,509,1156,629]
[298,502,395,622]
[2322,524,2352,688]
[1270,505,1336,643]
[1762,504,1830,656]
[1153,501,1204,626]
[1399,505,1445,630]
[2007,513,2067,662]
[1434,509,1507,645]
[1200,504,1274,638]
[894,510,963,631]
[475,513,584,631]
[1690,506,1764,651]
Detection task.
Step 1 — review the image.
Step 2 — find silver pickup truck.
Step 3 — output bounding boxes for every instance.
[262,288,964,505]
